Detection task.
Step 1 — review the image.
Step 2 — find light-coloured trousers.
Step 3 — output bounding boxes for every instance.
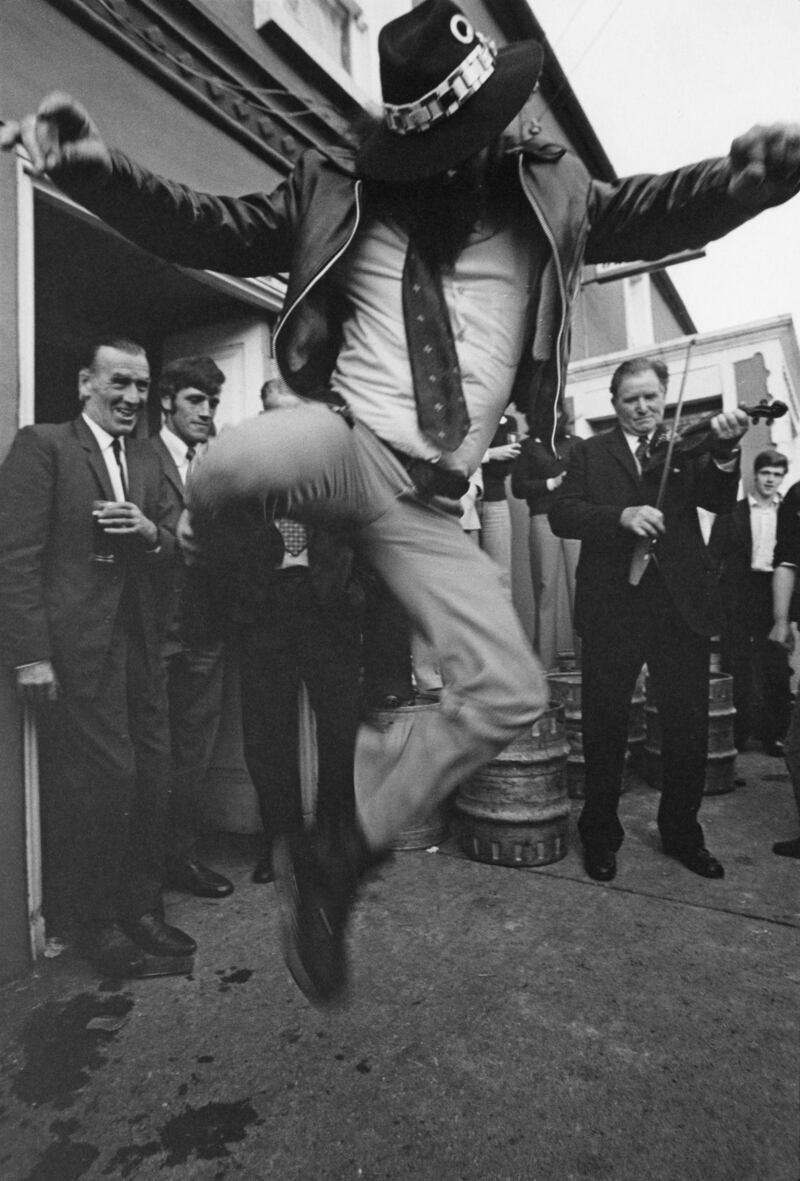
[190,405,547,849]
[529,513,580,672]
[480,499,513,600]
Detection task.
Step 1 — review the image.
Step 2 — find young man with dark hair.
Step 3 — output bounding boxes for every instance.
[153,355,234,900]
[5,1,800,1003]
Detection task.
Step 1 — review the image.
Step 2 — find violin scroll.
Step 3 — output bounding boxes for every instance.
[641,398,788,474]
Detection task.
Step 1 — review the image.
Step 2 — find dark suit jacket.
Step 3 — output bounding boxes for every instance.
[187,499,364,645]
[511,433,578,515]
[548,425,740,637]
[708,498,753,613]
[0,417,175,696]
[150,434,192,646]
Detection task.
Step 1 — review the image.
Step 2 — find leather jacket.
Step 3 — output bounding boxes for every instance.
[56,133,768,444]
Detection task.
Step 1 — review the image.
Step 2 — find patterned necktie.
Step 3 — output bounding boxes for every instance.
[111,437,129,498]
[634,435,649,475]
[184,446,196,487]
[275,517,308,557]
[402,239,470,452]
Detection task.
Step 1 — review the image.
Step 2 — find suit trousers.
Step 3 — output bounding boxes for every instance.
[191,405,546,850]
[43,613,169,931]
[720,570,791,748]
[579,566,710,855]
[238,570,362,850]
[164,641,225,859]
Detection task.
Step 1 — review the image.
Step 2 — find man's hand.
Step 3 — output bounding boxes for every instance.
[97,501,158,548]
[769,620,795,652]
[620,505,665,538]
[547,472,566,491]
[16,661,59,705]
[727,123,800,207]
[0,92,111,178]
[486,443,522,463]
[709,406,750,453]
[176,508,203,565]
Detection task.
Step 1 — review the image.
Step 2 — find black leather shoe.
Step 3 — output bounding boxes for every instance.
[773,836,800,859]
[764,741,786,758]
[669,846,725,879]
[583,847,617,882]
[273,830,355,1007]
[86,922,146,978]
[166,858,233,898]
[124,913,197,957]
[252,855,274,884]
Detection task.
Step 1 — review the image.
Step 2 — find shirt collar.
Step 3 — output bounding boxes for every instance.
[160,424,191,468]
[748,491,782,509]
[82,412,123,452]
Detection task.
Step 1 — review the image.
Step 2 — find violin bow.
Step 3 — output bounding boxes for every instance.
[628,337,696,587]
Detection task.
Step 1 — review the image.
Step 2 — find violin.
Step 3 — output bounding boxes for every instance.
[641,398,788,475]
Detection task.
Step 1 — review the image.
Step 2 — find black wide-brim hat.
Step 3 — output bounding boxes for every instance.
[357,0,544,185]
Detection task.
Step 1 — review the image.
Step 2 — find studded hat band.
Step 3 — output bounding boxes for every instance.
[383,34,497,136]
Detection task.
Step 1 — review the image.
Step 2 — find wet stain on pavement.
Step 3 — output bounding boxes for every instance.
[102,1140,162,1178]
[11,993,134,1110]
[160,1098,261,1166]
[24,1138,99,1181]
[217,968,253,987]
[101,1099,261,1174]
[21,1116,99,1180]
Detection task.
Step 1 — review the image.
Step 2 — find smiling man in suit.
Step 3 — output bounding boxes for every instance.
[0,338,196,977]
[153,355,233,901]
[549,356,749,883]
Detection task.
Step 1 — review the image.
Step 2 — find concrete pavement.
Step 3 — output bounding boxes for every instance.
[1,749,798,1180]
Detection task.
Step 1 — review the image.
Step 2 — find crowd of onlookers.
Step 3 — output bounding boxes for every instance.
[1,340,795,984]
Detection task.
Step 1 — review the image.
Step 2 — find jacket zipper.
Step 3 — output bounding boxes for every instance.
[517,155,567,454]
[272,178,363,355]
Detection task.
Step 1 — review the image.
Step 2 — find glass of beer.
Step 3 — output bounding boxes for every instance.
[92,500,116,563]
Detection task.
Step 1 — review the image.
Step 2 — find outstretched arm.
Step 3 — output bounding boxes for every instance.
[586,123,800,264]
[1,91,298,275]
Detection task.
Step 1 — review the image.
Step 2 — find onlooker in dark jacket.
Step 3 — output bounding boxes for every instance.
[709,448,791,755]
[0,338,195,977]
[152,355,234,900]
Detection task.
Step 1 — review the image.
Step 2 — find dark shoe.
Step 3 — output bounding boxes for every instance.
[252,855,274,884]
[772,836,800,859]
[764,741,786,758]
[124,912,197,957]
[166,858,233,898]
[85,922,146,978]
[668,846,725,879]
[272,829,358,1007]
[583,847,617,882]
